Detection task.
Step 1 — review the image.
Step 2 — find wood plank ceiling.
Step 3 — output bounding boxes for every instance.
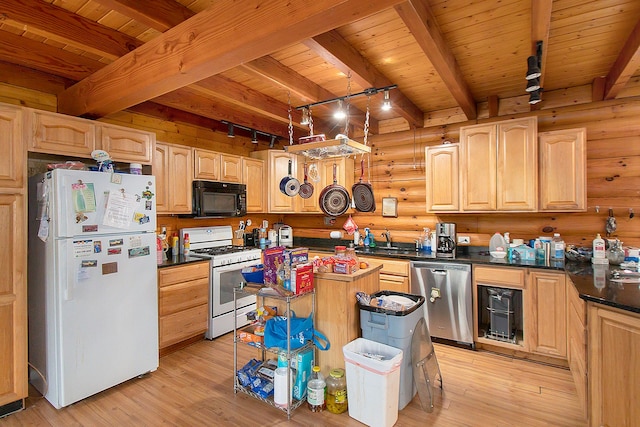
[0,0,639,144]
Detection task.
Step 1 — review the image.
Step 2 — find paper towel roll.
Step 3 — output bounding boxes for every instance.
[273,367,292,408]
[330,231,343,239]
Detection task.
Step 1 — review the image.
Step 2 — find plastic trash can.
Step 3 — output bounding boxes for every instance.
[359,291,425,410]
[343,338,403,427]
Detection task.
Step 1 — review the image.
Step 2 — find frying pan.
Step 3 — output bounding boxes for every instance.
[319,163,351,217]
[352,158,376,212]
[279,159,300,197]
[298,162,314,199]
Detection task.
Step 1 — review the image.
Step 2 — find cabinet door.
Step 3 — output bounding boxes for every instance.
[567,282,588,418]
[27,109,96,157]
[496,118,537,210]
[460,123,496,211]
[269,151,297,213]
[99,123,154,164]
[0,105,24,188]
[588,305,640,427]
[426,144,459,211]
[0,194,27,407]
[526,271,567,358]
[168,145,193,213]
[297,158,320,213]
[153,142,170,214]
[193,148,220,181]
[220,154,242,183]
[539,128,586,211]
[242,157,265,213]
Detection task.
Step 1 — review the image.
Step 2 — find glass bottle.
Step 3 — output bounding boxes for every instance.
[307,366,326,412]
[325,368,348,414]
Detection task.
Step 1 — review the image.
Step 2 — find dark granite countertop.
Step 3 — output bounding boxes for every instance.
[294,237,639,314]
[157,254,209,268]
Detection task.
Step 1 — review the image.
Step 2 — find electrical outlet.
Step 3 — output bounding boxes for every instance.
[457,235,470,245]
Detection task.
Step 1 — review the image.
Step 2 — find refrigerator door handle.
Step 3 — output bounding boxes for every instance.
[60,239,74,301]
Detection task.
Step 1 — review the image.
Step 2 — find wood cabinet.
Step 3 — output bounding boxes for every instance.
[98,123,154,164]
[154,142,192,214]
[241,157,265,213]
[460,117,537,212]
[0,105,24,189]
[538,128,586,211]
[567,281,588,419]
[588,303,640,427]
[220,153,242,183]
[158,262,209,354]
[358,256,410,293]
[250,150,297,213]
[526,270,567,358]
[425,143,459,211]
[26,109,97,158]
[193,148,220,181]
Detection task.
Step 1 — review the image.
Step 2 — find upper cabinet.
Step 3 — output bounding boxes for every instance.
[0,104,24,188]
[194,149,242,183]
[460,117,538,212]
[426,143,459,212]
[26,109,97,158]
[250,150,297,213]
[154,142,193,214]
[241,157,265,213]
[98,123,154,164]
[220,153,242,183]
[25,108,155,164]
[538,128,587,211]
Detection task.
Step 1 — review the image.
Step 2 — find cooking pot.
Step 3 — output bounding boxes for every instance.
[279,159,300,197]
[319,163,351,217]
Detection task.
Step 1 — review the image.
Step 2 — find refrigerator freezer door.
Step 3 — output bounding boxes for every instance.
[47,169,156,238]
[53,232,159,408]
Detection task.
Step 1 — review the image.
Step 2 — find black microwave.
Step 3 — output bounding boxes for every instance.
[191,181,246,218]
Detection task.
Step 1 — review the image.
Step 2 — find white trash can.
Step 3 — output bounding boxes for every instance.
[343,338,403,427]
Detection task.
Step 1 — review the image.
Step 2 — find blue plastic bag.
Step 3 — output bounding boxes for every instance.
[263,312,330,350]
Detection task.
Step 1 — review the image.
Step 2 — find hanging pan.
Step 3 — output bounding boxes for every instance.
[352,158,376,212]
[279,159,300,197]
[319,163,351,217]
[298,162,314,199]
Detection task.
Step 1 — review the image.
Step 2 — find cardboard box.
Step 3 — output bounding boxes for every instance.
[285,247,309,265]
[292,347,314,400]
[263,246,285,286]
[291,263,314,294]
[239,323,264,347]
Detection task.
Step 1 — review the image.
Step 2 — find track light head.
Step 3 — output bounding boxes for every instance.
[526,78,540,92]
[300,107,310,125]
[529,89,542,105]
[526,55,541,80]
[227,123,235,138]
[269,135,277,148]
[251,130,258,144]
[381,90,392,111]
[334,100,346,120]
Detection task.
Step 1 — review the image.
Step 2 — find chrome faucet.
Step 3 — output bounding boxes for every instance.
[381,229,392,248]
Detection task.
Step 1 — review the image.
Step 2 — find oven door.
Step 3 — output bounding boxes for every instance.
[211,259,260,318]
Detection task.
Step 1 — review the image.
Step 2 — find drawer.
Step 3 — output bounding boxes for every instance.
[159,304,208,348]
[379,274,409,294]
[159,261,209,287]
[159,277,209,316]
[358,257,409,276]
[474,266,524,288]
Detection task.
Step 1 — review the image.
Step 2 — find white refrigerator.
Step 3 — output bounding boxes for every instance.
[28,169,159,409]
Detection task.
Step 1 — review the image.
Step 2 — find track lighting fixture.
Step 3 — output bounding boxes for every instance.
[269,135,277,148]
[300,107,310,125]
[381,90,392,111]
[529,89,542,105]
[227,122,235,138]
[333,100,346,120]
[526,78,540,92]
[525,41,543,104]
[251,130,258,144]
[221,121,281,147]
[525,55,541,80]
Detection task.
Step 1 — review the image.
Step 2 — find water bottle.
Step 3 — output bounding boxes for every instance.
[421,228,431,254]
[550,233,565,260]
[307,366,326,412]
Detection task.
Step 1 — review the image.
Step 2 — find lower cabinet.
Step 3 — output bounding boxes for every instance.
[567,281,588,419]
[358,257,410,293]
[526,270,567,358]
[588,303,640,427]
[158,261,209,354]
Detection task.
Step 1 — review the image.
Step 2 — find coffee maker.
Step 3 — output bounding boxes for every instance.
[435,223,456,258]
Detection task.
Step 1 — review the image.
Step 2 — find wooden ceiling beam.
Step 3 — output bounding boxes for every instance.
[303,30,424,128]
[603,17,640,100]
[57,0,402,120]
[153,87,291,138]
[395,0,477,120]
[90,0,195,33]
[242,56,378,134]
[0,0,142,60]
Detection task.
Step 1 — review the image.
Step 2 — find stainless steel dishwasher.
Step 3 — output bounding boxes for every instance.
[410,261,473,346]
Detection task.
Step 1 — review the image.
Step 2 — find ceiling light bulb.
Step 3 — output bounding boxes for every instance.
[227,123,235,138]
[251,130,258,144]
[300,107,310,125]
[381,90,392,111]
[334,100,346,120]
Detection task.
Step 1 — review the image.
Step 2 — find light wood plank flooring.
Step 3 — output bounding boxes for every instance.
[3,335,586,426]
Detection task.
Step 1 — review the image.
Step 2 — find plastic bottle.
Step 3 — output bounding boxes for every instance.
[550,233,565,260]
[489,232,507,252]
[156,235,163,265]
[183,233,190,256]
[307,366,326,412]
[363,228,370,246]
[325,368,348,414]
[592,233,606,259]
[353,229,360,246]
[421,228,432,253]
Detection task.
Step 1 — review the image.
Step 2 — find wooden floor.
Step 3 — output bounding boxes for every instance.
[3,334,587,426]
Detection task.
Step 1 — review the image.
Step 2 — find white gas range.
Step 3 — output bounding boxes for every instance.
[180,226,261,339]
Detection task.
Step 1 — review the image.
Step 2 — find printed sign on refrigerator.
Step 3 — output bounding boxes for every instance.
[102,190,137,229]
